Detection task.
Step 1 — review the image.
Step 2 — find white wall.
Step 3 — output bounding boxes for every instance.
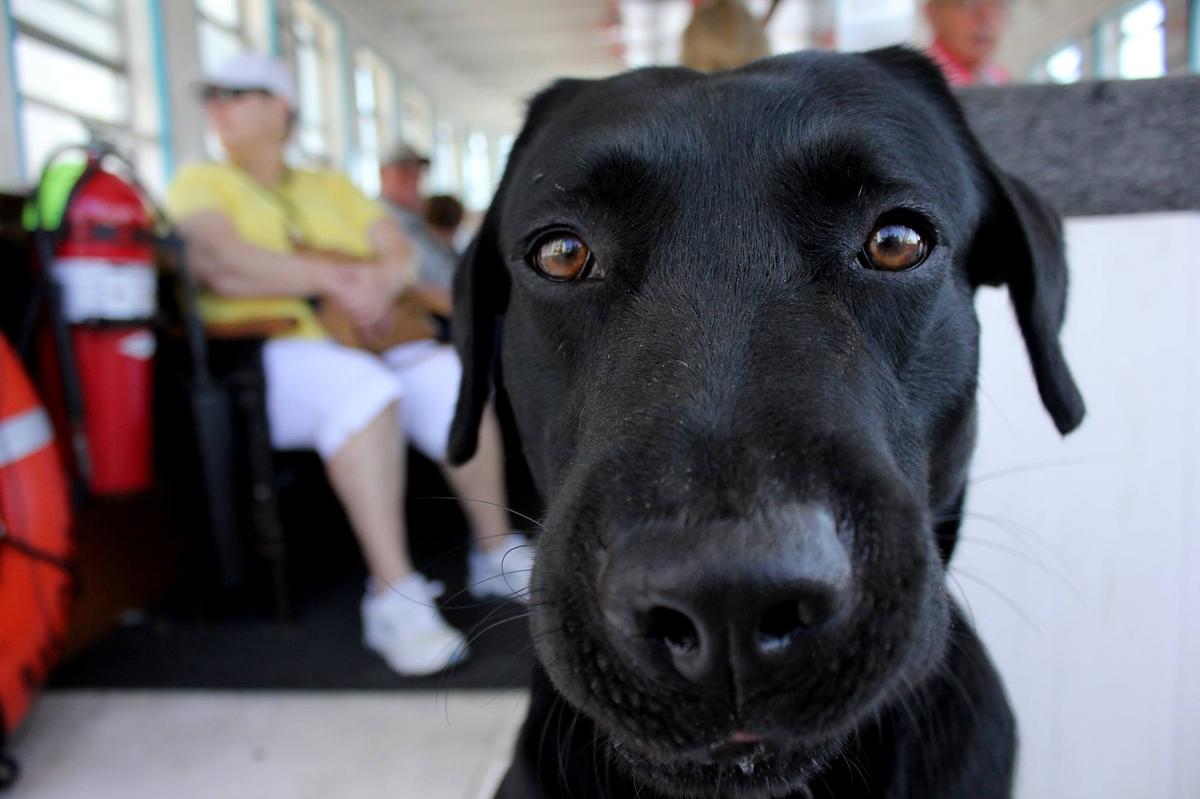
[956,212,1200,799]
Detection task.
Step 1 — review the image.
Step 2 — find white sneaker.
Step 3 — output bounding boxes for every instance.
[361,574,469,676]
[468,533,536,602]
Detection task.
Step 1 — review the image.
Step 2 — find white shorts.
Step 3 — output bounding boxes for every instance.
[262,338,462,462]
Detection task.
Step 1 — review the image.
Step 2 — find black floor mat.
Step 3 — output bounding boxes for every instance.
[50,452,539,692]
[49,577,535,691]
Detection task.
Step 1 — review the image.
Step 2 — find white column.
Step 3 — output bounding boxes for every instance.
[157,0,208,170]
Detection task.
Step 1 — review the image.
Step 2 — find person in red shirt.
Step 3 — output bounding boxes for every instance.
[925,0,1012,87]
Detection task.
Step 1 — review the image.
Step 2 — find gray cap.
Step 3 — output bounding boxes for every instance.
[383,141,431,166]
[198,52,297,108]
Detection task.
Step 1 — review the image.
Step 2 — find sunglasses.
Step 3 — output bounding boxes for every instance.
[201,86,273,103]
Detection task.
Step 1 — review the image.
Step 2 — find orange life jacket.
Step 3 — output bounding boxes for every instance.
[0,335,75,763]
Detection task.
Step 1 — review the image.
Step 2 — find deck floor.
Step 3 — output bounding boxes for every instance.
[9,689,528,799]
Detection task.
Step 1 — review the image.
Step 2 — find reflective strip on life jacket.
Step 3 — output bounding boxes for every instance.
[0,408,54,468]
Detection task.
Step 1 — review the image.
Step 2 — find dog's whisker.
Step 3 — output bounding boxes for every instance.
[460,609,533,653]
[408,494,547,530]
[560,704,586,799]
[536,694,564,795]
[949,566,1043,635]
[945,572,979,631]
[975,382,1019,436]
[954,534,1085,602]
[966,454,1118,487]
[937,508,1066,566]
[436,566,535,611]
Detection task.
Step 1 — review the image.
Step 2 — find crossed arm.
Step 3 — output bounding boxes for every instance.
[174,211,417,328]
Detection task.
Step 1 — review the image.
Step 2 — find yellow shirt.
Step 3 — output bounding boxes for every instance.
[165,162,387,338]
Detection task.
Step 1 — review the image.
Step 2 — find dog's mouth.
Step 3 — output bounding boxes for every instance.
[609,730,841,799]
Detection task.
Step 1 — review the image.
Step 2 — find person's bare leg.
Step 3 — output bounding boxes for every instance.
[441,405,511,552]
[326,402,414,587]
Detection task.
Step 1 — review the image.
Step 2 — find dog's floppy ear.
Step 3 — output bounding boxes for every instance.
[447,205,507,465]
[447,79,589,465]
[968,168,1085,435]
[862,46,1085,435]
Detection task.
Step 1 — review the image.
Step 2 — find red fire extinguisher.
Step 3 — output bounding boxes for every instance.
[30,142,158,497]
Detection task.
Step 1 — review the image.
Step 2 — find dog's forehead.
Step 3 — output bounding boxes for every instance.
[506,54,975,221]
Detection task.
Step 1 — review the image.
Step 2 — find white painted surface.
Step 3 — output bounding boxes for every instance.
[955,212,1200,799]
[8,690,528,799]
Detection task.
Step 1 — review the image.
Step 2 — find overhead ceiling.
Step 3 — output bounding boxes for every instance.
[333,0,904,134]
[331,1,1104,138]
[339,0,626,133]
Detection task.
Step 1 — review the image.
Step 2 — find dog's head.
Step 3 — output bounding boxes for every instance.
[450,47,1083,799]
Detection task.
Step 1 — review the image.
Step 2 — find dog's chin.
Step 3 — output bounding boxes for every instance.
[608,735,840,799]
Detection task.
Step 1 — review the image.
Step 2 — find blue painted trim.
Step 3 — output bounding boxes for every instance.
[267,0,280,56]
[148,0,174,184]
[1189,0,1199,72]
[3,0,28,183]
[1092,18,1108,78]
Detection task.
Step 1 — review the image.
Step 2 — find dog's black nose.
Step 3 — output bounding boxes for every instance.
[600,504,851,689]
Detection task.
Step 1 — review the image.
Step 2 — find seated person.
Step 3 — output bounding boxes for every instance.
[423,194,465,254]
[924,0,1011,87]
[680,0,770,73]
[167,52,531,676]
[378,146,458,336]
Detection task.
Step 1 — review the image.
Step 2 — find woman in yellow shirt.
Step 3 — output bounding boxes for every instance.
[167,53,530,676]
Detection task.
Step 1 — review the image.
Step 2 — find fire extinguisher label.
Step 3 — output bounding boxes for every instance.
[51,258,157,323]
[116,330,156,361]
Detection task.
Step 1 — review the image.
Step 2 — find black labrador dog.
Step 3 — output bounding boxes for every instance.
[448,47,1084,799]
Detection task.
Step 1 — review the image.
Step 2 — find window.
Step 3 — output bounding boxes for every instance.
[494,133,515,185]
[290,0,345,168]
[461,130,492,212]
[194,0,270,73]
[351,49,392,196]
[1044,43,1085,83]
[430,121,460,196]
[1098,0,1167,79]
[10,0,165,191]
[1116,0,1167,77]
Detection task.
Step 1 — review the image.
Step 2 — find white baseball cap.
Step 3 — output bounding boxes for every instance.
[198,52,297,109]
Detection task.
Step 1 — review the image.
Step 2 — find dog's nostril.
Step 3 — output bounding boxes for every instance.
[758,601,805,648]
[644,606,699,656]
[757,596,832,650]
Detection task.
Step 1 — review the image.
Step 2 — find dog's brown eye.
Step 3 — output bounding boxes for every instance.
[862,223,929,271]
[534,235,600,281]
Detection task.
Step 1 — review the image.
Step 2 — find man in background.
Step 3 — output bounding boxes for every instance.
[423,194,465,253]
[378,145,457,308]
[925,0,1012,87]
